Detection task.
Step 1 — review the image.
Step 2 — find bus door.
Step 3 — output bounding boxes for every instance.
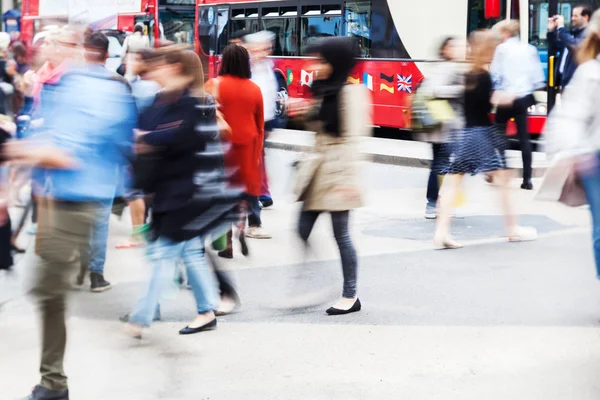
[198,5,230,79]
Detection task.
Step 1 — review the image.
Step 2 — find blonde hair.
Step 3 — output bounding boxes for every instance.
[468,29,498,70]
[578,9,600,64]
[494,19,520,38]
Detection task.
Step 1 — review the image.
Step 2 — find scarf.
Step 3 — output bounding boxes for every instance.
[308,38,359,137]
[32,61,68,103]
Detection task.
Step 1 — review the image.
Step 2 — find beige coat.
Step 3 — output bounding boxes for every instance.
[300,84,372,211]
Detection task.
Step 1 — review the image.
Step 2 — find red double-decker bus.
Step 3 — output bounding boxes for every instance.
[195,0,600,134]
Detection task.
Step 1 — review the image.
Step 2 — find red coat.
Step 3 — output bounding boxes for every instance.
[217,75,265,196]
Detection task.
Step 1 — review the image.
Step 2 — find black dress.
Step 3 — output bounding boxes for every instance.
[445,71,506,175]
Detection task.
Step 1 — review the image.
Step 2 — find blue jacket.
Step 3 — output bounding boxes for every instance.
[36,65,136,202]
[548,26,586,88]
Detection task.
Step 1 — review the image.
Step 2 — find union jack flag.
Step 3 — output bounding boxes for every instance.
[397,74,412,93]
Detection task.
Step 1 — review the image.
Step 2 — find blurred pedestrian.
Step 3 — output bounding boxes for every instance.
[420,37,466,219]
[548,5,591,90]
[217,44,270,252]
[296,37,372,315]
[0,119,16,272]
[121,23,150,66]
[4,27,136,400]
[491,20,545,190]
[124,46,227,337]
[246,30,278,210]
[75,31,126,292]
[434,29,537,249]
[544,9,600,281]
[114,48,161,250]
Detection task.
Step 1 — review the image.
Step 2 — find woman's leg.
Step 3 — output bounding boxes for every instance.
[426,143,443,207]
[330,211,358,299]
[493,169,517,233]
[298,210,320,243]
[434,174,464,248]
[182,236,218,328]
[128,237,182,328]
[0,210,13,270]
[581,170,600,279]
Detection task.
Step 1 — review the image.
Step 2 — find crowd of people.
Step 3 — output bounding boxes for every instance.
[2,5,600,399]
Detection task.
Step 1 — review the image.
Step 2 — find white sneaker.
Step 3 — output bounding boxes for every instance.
[508,226,538,242]
[425,204,437,219]
[246,226,272,239]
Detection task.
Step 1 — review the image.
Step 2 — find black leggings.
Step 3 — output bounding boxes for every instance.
[298,210,358,298]
[0,215,13,270]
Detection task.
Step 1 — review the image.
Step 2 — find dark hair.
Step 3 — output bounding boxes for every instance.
[230,30,247,41]
[219,44,251,79]
[134,24,144,34]
[439,36,456,60]
[85,32,109,53]
[576,5,593,20]
[12,42,27,59]
[84,32,109,62]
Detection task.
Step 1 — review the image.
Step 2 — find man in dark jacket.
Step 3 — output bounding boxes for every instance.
[547,5,592,89]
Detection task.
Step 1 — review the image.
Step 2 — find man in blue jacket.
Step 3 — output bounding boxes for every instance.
[548,5,592,89]
[5,28,135,400]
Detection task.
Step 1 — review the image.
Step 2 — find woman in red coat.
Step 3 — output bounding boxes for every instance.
[217,44,270,253]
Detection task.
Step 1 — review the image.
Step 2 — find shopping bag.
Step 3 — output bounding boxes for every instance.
[439,175,467,208]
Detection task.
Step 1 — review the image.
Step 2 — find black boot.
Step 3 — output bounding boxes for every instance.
[90,272,111,292]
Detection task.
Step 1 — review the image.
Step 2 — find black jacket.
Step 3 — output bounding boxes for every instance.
[548,26,586,88]
[136,90,241,242]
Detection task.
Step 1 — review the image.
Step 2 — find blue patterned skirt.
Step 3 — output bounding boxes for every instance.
[442,125,507,175]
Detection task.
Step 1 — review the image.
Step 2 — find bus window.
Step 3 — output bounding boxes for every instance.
[261,6,299,57]
[231,8,260,35]
[161,10,195,44]
[345,1,372,58]
[370,0,409,58]
[467,0,506,33]
[300,4,343,53]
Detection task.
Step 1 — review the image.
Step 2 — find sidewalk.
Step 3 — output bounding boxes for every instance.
[266,129,548,177]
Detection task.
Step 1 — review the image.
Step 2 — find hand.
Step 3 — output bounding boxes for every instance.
[5,60,17,77]
[3,141,76,168]
[556,15,565,28]
[336,185,360,201]
[548,17,558,31]
[133,129,150,139]
[0,120,17,136]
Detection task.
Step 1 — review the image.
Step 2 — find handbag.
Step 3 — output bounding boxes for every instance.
[411,81,455,134]
[536,155,587,207]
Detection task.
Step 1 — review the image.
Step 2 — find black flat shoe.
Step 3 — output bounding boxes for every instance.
[521,181,533,190]
[218,249,233,259]
[326,298,361,316]
[179,318,217,335]
[11,244,25,253]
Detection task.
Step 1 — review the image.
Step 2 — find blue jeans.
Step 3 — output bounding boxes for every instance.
[581,164,600,279]
[87,198,113,274]
[129,235,219,327]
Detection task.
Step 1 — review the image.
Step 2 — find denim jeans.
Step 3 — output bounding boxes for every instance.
[581,162,600,279]
[85,197,114,275]
[426,143,449,206]
[129,235,219,327]
[246,194,262,227]
[298,210,358,298]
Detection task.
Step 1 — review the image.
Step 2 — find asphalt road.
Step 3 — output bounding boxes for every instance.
[1,149,599,400]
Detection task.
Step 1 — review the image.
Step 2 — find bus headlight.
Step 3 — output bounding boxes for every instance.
[528,103,548,115]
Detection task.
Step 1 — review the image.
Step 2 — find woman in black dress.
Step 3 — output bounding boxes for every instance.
[434,29,537,249]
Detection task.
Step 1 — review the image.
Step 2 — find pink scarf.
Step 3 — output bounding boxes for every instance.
[32,61,68,103]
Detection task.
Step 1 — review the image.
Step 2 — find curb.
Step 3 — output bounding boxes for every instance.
[265,140,548,177]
